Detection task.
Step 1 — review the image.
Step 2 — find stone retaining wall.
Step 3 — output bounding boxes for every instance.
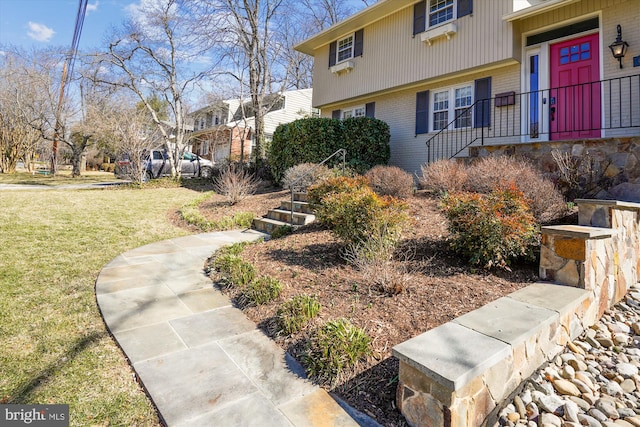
[393,199,640,427]
[468,137,640,202]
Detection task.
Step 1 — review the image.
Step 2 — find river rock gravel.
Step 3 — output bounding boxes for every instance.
[495,283,640,427]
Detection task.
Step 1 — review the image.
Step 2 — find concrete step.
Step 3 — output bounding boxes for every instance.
[266,209,315,226]
[252,217,292,234]
[280,200,314,214]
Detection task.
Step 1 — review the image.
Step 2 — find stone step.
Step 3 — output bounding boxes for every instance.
[280,200,314,214]
[252,217,292,234]
[266,209,315,226]
[293,192,309,202]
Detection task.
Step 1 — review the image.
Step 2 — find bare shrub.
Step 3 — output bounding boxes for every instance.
[213,164,260,205]
[419,160,468,193]
[551,149,605,200]
[282,162,331,190]
[466,156,567,223]
[343,223,411,295]
[365,165,414,198]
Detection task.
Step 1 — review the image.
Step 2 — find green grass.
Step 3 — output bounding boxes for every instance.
[178,193,254,231]
[0,186,202,426]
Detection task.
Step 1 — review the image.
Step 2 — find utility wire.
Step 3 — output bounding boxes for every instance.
[52,0,89,174]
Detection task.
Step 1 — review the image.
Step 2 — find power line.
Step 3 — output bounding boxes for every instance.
[51,0,89,174]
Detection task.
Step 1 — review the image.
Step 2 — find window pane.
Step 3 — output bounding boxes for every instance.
[429,0,454,26]
[354,108,365,117]
[433,111,449,130]
[454,86,472,108]
[343,110,353,119]
[454,86,472,128]
[337,35,353,62]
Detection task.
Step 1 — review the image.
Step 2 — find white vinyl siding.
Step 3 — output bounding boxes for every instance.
[311,1,515,108]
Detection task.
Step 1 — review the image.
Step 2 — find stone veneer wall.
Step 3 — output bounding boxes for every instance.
[541,201,640,317]
[468,137,640,201]
[394,199,640,427]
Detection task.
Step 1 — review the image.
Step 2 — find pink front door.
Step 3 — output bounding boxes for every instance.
[550,33,601,140]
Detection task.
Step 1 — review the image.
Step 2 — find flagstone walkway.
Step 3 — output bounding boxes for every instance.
[95,230,370,426]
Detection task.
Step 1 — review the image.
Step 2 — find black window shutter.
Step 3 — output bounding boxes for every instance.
[458,0,473,18]
[329,41,337,67]
[415,91,429,134]
[354,29,364,57]
[413,1,426,35]
[365,102,375,118]
[474,77,491,128]
[332,110,341,120]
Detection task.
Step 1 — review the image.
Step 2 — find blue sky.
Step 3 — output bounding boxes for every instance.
[0,0,130,51]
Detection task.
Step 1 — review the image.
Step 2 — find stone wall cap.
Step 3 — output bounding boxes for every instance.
[507,282,590,316]
[575,199,640,209]
[392,322,511,391]
[541,225,615,239]
[453,296,559,347]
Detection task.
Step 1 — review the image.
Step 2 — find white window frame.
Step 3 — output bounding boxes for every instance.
[337,33,354,63]
[431,83,474,132]
[428,0,455,28]
[341,105,365,120]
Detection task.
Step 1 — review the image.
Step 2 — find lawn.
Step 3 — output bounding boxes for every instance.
[0,170,121,186]
[0,185,202,426]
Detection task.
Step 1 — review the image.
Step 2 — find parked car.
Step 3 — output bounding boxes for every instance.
[116,149,214,181]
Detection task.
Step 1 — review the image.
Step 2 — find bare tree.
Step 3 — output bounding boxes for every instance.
[0,48,63,173]
[88,91,161,183]
[91,0,222,179]
[216,0,287,168]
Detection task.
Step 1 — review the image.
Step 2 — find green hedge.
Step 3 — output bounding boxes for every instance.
[269,117,390,184]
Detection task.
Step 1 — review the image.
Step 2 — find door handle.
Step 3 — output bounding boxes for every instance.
[550,107,556,121]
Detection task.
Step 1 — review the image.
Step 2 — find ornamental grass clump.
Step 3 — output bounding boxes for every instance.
[303,318,371,384]
[212,252,256,288]
[276,295,321,336]
[242,275,282,306]
[440,185,540,270]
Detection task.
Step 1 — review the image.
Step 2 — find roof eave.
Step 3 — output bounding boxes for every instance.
[294,0,415,56]
[502,0,580,22]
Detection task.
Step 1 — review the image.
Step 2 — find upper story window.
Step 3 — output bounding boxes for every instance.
[328,29,364,69]
[429,0,454,26]
[337,34,354,63]
[413,0,472,36]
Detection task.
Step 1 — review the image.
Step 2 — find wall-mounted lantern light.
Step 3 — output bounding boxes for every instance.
[608,25,629,69]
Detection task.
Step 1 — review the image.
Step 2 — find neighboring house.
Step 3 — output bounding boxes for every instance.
[189,88,315,163]
[295,0,640,175]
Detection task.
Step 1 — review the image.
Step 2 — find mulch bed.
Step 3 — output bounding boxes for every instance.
[174,185,540,426]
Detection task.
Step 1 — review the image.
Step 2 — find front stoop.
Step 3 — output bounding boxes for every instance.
[252,192,315,234]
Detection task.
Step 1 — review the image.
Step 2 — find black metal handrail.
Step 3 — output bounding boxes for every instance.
[288,148,347,226]
[426,73,640,164]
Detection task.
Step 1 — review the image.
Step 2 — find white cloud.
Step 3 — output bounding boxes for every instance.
[87,1,99,14]
[27,21,55,42]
